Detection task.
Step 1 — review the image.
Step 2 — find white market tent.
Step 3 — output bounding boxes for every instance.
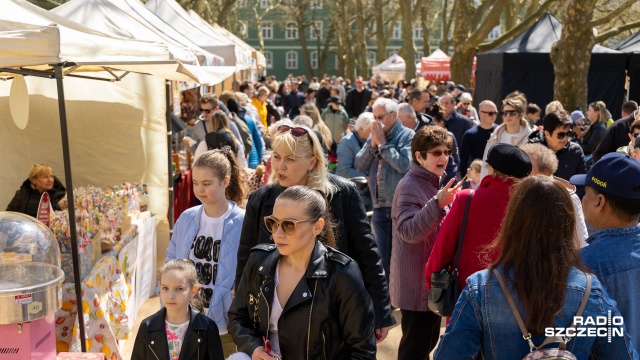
[0,0,237,347]
[187,10,265,71]
[372,54,406,83]
[146,0,252,71]
[52,0,226,68]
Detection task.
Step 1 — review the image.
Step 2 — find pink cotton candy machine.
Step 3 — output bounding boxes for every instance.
[0,212,64,360]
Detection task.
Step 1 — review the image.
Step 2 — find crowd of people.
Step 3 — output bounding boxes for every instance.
[14,73,640,359]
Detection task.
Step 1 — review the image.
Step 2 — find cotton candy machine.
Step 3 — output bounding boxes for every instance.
[0,211,64,359]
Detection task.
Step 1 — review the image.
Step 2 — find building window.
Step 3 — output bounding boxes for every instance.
[261,22,272,39]
[236,0,246,7]
[259,0,270,8]
[487,25,500,41]
[414,24,423,40]
[415,51,424,64]
[285,22,298,40]
[310,21,323,40]
[311,51,318,69]
[264,51,273,69]
[391,22,401,40]
[286,51,298,69]
[310,0,322,9]
[367,51,376,65]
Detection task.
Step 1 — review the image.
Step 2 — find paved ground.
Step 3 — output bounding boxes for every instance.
[122,298,445,360]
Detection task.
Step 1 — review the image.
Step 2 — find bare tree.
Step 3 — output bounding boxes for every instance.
[247,0,284,53]
[551,0,640,111]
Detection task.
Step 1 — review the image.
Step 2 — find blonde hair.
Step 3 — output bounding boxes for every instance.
[234,92,248,107]
[469,159,482,174]
[300,102,333,150]
[545,100,564,115]
[269,119,294,141]
[269,126,336,196]
[256,86,270,96]
[521,143,559,175]
[29,164,53,182]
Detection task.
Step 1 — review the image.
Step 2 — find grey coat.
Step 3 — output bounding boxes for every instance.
[390,161,446,311]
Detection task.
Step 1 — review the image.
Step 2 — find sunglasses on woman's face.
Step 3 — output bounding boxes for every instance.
[423,149,452,158]
[501,110,520,117]
[277,125,309,137]
[264,216,317,235]
[554,130,572,140]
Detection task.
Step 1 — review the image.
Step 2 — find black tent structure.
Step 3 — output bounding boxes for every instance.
[612,31,640,103]
[475,12,627,118]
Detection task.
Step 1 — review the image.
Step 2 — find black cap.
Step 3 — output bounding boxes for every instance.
[455,84,466,92]
[328,96,343,104]
[486,143,532,178]
[635,136,640,150]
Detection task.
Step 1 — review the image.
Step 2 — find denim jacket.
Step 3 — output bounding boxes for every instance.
[354,120,413,208]
[434,266,638,360]
[582,225,640,354]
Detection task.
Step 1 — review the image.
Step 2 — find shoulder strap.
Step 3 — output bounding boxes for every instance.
[201,120,208,134]
[493,269,530,339]
[452,190,474,272]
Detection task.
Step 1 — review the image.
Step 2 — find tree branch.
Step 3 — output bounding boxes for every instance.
[471,0,500,30]
[477,0,560,52]
[596,19,640,43]
[588,0,637,29]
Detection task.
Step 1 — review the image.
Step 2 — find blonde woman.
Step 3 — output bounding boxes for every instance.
[7,164,66,218]
[236,125,396,343]
[300,102,333,153]
[251,86,270,130]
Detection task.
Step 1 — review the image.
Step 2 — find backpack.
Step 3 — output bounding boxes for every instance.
[493,269,591,360]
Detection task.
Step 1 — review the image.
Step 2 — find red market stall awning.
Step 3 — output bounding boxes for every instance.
[420,49,476,82]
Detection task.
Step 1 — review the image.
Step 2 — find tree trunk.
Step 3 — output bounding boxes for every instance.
[421,4,431,57]
[398,0,415,80]
[217,0,237,28]
[439,0,454,53]
[297,17,314,78]
[355,0,369,77]
[375,0,387,63]
[341,0,356,80]
[550,0,597,111]
[450,46,476,85]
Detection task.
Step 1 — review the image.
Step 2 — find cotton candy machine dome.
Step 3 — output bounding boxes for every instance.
[0,212,64,325]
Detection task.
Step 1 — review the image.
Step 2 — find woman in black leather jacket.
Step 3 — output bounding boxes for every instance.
[235,125,395,340]
[228,186,376,360]
[6,164,66,218]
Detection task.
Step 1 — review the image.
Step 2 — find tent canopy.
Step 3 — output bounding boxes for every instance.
[146,0,251,71]
[0,0,234,85]
[51,0,227,67]
[475,12,626,118]
[372,54,406,82]
[0,19,60,68]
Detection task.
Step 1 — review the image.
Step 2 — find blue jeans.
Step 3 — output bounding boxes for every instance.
[372,207,392,281]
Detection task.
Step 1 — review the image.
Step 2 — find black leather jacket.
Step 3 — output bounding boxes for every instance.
[235,174,395,328]
[6,177,66,218]
[131,306,224,360]
[228,242,376,360]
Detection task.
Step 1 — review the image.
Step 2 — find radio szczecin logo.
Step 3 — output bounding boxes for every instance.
[545,311,624,342]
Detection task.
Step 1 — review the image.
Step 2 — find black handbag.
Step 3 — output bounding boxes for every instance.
[428,190,474,317]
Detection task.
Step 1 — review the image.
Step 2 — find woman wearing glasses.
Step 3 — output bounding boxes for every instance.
[236,124,396,342]
[425,144,533,308]
[479,98,533,180]
[390,127,461,359]
[228,186,376,360]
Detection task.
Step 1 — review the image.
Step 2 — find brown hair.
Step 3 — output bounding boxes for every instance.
[299,102,333,150]
[505,91,528,109]
[588,101,608,123]
[158,259,203,313]
[487,176,584,335]
[502,98,525,114]
[276,186,336,248]
[200,93,219,108]
[411,126,452,162]
[193,148,246,204]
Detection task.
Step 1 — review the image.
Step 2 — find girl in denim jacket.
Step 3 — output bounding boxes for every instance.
[434,176,638,360]
[165,148,246,358]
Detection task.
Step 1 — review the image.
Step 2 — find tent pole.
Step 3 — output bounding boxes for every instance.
[166,80,175,230]
[55,64,87,352]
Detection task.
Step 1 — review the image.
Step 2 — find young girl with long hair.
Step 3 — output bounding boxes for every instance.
[228,186,376,359]
[132,259,224,360]
[164,148,246,357]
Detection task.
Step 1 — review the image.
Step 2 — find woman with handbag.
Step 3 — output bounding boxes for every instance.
[433,176,637,359]
[390,126,461,359]
[228,186,376,359]
[425,144,532,308]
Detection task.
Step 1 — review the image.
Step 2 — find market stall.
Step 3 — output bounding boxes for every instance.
[372,54,406,83]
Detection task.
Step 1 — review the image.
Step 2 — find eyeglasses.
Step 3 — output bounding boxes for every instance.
[200,108,213,114]
[481,111,498,116]
[277,125,309,137]
[555,130,573,139]
[375,111,394,120]
[264,216,317,235]
[501,110,520,117]
[633,133,640,138]
[422,149,452,157]
[461,102,470,106]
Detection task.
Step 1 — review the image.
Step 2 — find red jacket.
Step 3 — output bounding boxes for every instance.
[425,175,516,290]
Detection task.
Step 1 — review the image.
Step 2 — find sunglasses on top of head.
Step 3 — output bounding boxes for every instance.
[277,125,310,138]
